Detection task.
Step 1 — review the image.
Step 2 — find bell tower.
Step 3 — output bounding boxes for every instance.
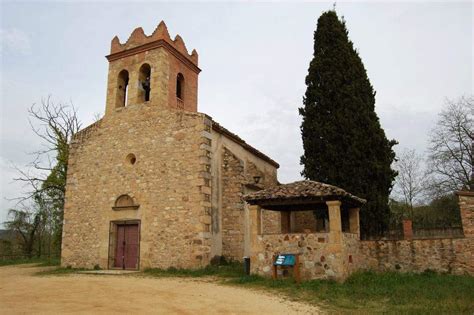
[104,21,200,115]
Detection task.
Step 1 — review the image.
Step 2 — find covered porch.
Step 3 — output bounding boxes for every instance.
[244,180,366,281]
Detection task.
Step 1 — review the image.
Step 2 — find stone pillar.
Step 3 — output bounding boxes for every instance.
[249,204,262,256]
[127,70,140,106]
[348,207,360,238]
[403,219,413,240]
[456,191,474,238]
[326,200,345,281]
[326,200,342,244]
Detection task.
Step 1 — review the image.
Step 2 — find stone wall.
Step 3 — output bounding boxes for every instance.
[357,191,474,275]
[341,233,360,277]
[62,99,280,269]
[358,238,472,275]
[251,233,354,280]
[62,104,212,269]
[293,211,318,233]
[221,148,246,259]
[219,148,279,260]
[249,192,474,281]
[458,191,474,237]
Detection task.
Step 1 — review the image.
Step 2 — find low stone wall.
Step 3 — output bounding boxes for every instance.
[249,191,474,280]
[342,233,360,277]
[251,232,473,280]
[358,237,473,275]
[251,233,351,280]
[413,227,464,239]
[357,191,473,276]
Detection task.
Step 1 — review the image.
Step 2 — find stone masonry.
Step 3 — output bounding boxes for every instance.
[246,183,473,281]
[62,105,213,269]
[219,148,279,260]
[357,191,474,275]
[61,22,279,270]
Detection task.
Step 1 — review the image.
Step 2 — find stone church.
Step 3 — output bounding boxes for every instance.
[61,22,282,270]
[61,22,474,280]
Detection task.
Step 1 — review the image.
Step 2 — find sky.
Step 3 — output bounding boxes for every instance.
[0,1,472,225]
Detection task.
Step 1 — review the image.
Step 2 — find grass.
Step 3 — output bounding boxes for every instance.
[7,258,472,312]
[0,256,60,267]
[145,263,474,314]
[144,261,243,278]
[0,256,77,276]
[35,266,87,276]
[296,270,473,313]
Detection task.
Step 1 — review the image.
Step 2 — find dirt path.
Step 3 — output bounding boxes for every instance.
[0,265,321,314]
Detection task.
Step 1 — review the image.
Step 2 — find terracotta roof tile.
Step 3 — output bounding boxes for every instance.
[243,180,366,205]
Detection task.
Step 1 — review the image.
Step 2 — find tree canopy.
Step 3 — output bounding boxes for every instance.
[300,10,397,236]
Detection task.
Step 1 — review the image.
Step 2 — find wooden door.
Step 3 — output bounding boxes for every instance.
[114,224,139,270]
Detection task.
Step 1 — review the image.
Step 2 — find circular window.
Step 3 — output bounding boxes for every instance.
[126,153,136,165]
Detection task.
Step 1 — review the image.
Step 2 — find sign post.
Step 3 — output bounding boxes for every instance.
[272,253,300,283]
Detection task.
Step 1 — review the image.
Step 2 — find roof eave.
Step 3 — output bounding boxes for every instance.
[244,195,365,210]
[211,121,280,168]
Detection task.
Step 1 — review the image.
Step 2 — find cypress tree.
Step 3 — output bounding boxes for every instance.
[300,10,397,237]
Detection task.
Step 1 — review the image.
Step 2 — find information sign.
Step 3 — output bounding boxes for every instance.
[273,254,296,266]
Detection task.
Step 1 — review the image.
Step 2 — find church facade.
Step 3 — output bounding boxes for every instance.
[61,22,281,270]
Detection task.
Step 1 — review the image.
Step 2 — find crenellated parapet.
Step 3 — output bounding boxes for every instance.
[104,20,200,114]
[107,21,199,67]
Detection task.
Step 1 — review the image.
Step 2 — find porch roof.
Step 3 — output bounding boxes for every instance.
[243,180,366,210]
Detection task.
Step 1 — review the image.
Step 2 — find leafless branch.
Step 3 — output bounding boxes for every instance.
[427,96,473,193]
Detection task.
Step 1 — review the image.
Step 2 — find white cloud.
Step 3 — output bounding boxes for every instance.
[235,97,304,184]
[0,28,31,56]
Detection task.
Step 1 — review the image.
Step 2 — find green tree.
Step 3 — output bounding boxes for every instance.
[300,11,397,236]
[5,205,42,258]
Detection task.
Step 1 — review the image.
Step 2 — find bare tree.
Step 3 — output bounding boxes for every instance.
[11,97,81,254]
[428,96,473,194]
[394,149,426,219]
[14,97,80,197]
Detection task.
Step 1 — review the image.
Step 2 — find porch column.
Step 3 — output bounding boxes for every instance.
[249,204,262,256]
[326,200,342,244]
[348,207,360,238]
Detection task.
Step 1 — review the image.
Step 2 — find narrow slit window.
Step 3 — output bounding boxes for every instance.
[176,73,184,99]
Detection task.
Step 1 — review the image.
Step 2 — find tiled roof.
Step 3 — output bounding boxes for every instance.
[243,180,366,205]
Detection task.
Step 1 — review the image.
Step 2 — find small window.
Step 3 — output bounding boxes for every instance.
[116,70,129,108]
[176,73,184,99]
[138,63,151,102]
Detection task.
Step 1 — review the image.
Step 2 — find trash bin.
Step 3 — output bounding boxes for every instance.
[243,256,250,276]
